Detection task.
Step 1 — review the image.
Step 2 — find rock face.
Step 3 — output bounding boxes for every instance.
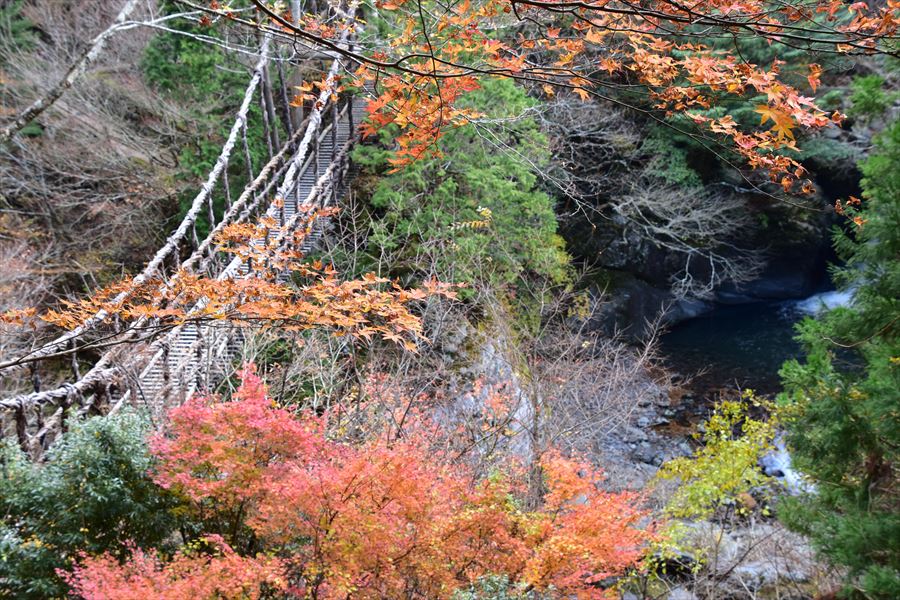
[585,273,713,339]
[715,206,832,303]
[443,330,691,492]
[683,521,820,598]
[567,195,834,339]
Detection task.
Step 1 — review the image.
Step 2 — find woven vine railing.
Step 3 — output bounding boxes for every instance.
[0,14,365,454]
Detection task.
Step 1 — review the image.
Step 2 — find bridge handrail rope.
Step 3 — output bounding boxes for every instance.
[1,6,362,454]
[3,25,360,445]
[0,37,273,375]
[5,101,352,441]
[113,22,356,414]
[116,118,353,418]
[113,100,353,415]
[0,117,306,413]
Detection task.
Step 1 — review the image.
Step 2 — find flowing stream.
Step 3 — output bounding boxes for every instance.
[657,286,854,492]
[658,287,854,393]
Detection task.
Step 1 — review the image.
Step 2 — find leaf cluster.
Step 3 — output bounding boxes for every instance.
[655,395,777,520]
[0,412,176,598]
[66,366,655,599]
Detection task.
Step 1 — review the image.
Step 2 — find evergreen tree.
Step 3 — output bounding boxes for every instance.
[778,117,900,598]
[0,412,175,598]
[350,78,570,296]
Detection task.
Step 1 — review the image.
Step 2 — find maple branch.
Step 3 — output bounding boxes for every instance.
[188,0,848,206]
[510,0,900,54]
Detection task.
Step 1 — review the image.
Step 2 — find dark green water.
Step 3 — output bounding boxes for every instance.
[658,290,853,393]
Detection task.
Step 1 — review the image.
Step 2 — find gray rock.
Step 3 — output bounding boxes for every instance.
[622,425,648,443]
[634,442,663,466]
[666,586,698,600]
[653,394,672,407]
[732,562,781,590]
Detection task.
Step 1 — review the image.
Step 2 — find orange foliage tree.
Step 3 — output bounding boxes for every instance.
[66,365,655,599]
[234,0,899,193]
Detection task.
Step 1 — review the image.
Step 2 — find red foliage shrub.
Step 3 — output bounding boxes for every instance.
[62,536,285,600]
[68,365,655,599]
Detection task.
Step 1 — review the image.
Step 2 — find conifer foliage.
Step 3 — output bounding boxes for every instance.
[779,117,900,598]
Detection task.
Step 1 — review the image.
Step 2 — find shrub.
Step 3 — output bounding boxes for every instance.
[0,411,175,598]
[66,365,657,600]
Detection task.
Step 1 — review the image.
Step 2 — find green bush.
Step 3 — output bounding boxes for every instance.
[639,125,704,188]
[848,75,895,120]
[0,1,36,62]
[0,412,175,598]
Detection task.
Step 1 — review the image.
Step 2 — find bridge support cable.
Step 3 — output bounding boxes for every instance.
[0,37,273,376]
[0,102,315,419]
[2,117,306,411]
[1,9,365,453]
[116,56,360,416]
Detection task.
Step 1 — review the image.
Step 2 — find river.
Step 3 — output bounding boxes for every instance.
[658,287,854,394]
[657,287,852,493]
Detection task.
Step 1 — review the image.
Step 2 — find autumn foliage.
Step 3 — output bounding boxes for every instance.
[62,537,286,600]
[4,211,455,352]
[66,365,655,599]
[249,0,900,194]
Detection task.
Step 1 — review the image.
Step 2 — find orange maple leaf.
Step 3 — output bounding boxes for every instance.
[755,104,795,141]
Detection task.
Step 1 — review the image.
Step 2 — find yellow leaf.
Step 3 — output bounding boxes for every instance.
[755,104,795,141]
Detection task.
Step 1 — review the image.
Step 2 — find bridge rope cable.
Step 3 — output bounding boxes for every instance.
[0,124,305,406]
[1,12,362,449]
[4,96,354,447]
[114,26,358,414]
[113,94,352,416]
[0,116,309,412]
[0,36,273,376]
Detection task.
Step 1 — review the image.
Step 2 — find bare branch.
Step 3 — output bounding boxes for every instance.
[0,0,141,144]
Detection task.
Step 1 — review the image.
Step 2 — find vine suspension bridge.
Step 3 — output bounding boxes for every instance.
[0,14,366,455]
